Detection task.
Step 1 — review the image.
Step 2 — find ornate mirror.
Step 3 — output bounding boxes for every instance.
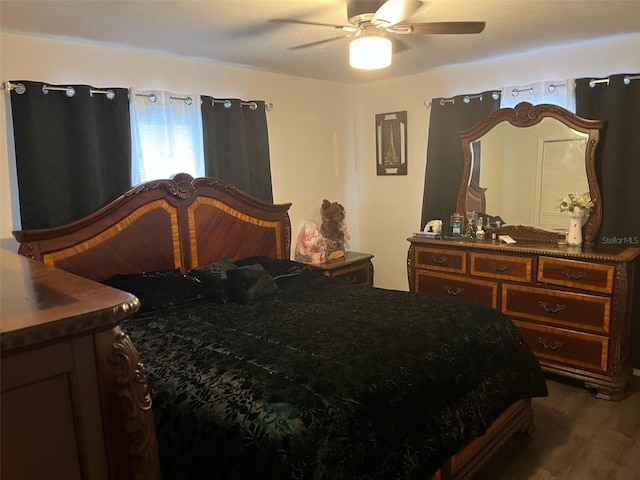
[456,102,604,245]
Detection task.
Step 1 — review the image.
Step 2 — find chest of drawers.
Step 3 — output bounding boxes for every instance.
[1,249,161,479]
[407,237,639,400]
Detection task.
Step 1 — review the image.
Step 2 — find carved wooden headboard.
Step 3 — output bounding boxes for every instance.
[13,174,292,281]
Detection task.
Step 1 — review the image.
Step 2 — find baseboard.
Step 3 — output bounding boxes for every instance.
[633,368,640,377]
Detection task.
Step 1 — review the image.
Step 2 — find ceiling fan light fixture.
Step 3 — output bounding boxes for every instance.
[349,36,392,70]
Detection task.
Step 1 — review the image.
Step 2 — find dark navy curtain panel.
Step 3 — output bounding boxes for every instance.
[575,73,640,247]
[576,72,640,368]
[201,98,273,203]
[9,81,131,230]
[420,91,500,232]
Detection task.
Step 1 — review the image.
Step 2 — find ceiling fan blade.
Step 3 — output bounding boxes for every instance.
[391,21,486,34]
[373,0,422,27]
[269,18,357,32]
[287,35,350,50]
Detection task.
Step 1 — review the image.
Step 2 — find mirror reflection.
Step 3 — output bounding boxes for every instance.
[468,117,589,230]
[457,102,603,245]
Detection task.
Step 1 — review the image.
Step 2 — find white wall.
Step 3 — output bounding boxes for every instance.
[0,32,357,257]
[2,32,640,291]
[354,35,640,290]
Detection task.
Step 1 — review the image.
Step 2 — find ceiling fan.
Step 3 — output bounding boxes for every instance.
[270,0,485,69]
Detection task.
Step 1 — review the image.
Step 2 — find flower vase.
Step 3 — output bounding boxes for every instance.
[567,210,586,246]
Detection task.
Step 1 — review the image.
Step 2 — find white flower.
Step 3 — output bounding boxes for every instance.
[557,191,594,214]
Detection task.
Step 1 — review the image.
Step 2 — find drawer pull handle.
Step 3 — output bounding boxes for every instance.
[561,268,587,281]
[538,301,565,314]
[538,337,565,351]
[444,285,464,296]
[490,262,511,272]
[431,255,448,264]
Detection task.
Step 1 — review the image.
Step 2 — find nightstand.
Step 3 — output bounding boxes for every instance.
[305,251,374,286]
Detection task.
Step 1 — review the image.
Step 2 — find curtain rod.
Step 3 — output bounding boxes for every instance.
[424,91,500,108]
[589,74,640,87]
[423,73,639,108]
[135,92,195,105]
[211,98,274,111]
[511,83,566,96]
[135,92,273,110]
[2,82,274,110]
[510,87,533,97]
[2,81,115,99]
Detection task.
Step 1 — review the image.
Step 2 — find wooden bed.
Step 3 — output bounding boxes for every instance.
[14,174,545,480]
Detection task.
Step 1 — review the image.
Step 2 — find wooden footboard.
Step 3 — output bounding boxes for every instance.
[430,398,534,480]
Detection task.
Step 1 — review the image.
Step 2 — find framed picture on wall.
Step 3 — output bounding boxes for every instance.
[375,111,407,175]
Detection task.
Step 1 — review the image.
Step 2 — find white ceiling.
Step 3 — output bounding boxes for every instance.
[1,0,639,85]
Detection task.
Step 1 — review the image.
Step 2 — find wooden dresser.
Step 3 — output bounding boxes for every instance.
[407,237,639,400]
[1,249,161,479]
[305,251,374,286]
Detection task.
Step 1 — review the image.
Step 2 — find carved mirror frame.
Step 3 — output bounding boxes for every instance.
[456,102,604,245]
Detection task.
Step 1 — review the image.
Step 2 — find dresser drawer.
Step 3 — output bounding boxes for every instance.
[415,271,498,308]
[470,252,533,283]
[306,251,374,286]
[502,284,610,334]
[414,247,466,274]
[537,257,615,294]
[513,320,608,372]
[329,263,372,286]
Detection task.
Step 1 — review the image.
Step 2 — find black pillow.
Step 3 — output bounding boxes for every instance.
[102,269,206,313]
[235,256,310,279]
[226,264,278,304]
[188,257,238,303]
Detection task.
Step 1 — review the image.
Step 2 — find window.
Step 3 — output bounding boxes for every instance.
[130,90,204,185]
[500,80,575,112]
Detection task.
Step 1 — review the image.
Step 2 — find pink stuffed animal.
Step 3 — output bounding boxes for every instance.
[295,221,326,264]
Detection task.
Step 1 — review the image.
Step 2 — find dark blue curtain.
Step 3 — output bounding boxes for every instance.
[576,73,640,368]
[200,98,273,203]
[420,91,500,232]
[9,81,131,229]
[575,73,640,246]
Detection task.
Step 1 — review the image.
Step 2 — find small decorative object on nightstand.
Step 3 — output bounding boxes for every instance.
[303,251,374,286]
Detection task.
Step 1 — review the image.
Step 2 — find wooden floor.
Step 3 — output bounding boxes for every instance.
[474,375,640,480]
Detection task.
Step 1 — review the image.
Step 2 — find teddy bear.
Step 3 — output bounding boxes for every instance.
[320,199,351,260]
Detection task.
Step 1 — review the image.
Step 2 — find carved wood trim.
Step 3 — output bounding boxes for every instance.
[407,244,415,290]
[108,331,160,480]
[17,242,35,259]
[610,262,630,373]
[95,327,162,480]
[125,173,203,199]
[492,224,560,243]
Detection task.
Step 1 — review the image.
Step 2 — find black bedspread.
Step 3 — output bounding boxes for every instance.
[120,263,547,480]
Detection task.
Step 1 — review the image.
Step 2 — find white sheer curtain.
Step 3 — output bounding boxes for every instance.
[500,79,576,111]
[130,89,205,185]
